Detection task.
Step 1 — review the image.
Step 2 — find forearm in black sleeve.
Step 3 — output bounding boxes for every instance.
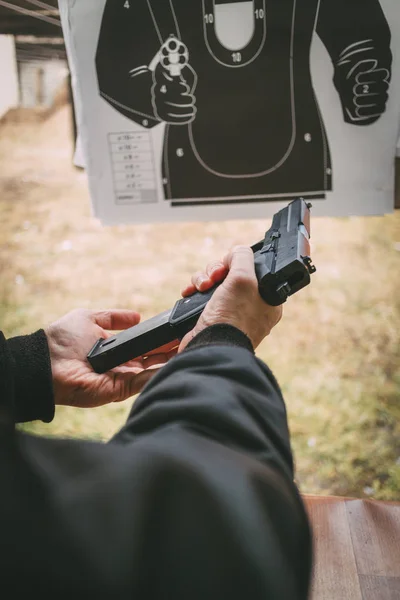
[316,0,392,64]
[115,337,294,480]
[109,340,312,597]
[6,330,54,423]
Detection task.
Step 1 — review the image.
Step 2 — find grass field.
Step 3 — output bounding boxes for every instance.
[1,105,399,500]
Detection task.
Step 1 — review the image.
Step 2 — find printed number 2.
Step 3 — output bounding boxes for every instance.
[124,1,130,8]
[232,52,242,63]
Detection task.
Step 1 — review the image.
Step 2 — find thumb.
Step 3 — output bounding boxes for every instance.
[181,64,196,91]
[92,309,141,331]
[350,58,378,79]
[178,329,197,353]
[154,60,172,82]
[223,246,256,282]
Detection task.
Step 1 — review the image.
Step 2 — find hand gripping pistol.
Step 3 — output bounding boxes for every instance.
[87,198,316,373]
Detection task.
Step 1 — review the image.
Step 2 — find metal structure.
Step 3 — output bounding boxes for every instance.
[0,1,61,36]
[0,1,65,64]
[0,2,76,154]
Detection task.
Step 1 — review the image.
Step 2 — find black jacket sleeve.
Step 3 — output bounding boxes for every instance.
[0,328,312,598]
[3,330,54,424]
[316,0,392,64]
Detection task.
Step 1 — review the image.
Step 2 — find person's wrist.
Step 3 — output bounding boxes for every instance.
[186,323,254,353]
[7,330,55,422]
[199,314,257,348]
[44,328,69,406]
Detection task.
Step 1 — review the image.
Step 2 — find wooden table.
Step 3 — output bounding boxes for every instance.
[303,495,400,599]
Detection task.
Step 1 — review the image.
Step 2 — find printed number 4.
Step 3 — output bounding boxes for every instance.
[124,1,130,8]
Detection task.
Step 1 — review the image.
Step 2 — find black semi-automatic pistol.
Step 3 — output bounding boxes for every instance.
[87,197,316,373]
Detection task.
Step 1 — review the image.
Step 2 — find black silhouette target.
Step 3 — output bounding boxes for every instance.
[96,0,392,204]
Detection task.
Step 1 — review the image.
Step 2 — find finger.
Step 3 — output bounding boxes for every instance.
[155,84,192,101]
[354,95,379,108]
[145,340,179,356]
[142,353,171,369]
[178,329,197,353]
[183,258,228,297]
[116,358,144,369]
[354,83,381,96]
[355,73,378,85]
[142,356,167,369]
[356,105,386,118]
[206,260,228,282]
[164,100,196,114]
[348,58,377,79]
[92,309,141,331]
[193,261,228,293]
[113,368,158,401]
[223,245,256,281]
[164,104,196,119]
[112,363,143,376]
[146,348,179,364]
[190,270,212,292]
[115,341,178,370]
[155,93,191,109]
[182,283,197,297]
[165,99,195,110]
[178,81,191,94]
[154,61,173,82]
[356,69,390,84]
[165,110,197,123]
[180,64,195,88]
[155,81,192,99]
[354,95,387,111]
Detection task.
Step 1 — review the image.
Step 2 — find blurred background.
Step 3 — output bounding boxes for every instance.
[0,2,399,501]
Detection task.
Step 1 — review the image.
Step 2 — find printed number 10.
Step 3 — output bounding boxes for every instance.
[255,8,264,18]
[232,52,242,63]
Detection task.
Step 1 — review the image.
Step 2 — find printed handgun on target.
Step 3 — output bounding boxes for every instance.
[159,35,189,77]
[87,198,316,373]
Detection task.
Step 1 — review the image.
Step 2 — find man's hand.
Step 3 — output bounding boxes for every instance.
[46,309,177,408]
[334,43,392,126]
[151,61,197,125]
[179,246,282,351]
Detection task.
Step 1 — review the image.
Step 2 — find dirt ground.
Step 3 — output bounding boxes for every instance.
[1,104,399,499]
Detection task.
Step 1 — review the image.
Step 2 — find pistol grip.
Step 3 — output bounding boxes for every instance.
[169,284,221,337]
